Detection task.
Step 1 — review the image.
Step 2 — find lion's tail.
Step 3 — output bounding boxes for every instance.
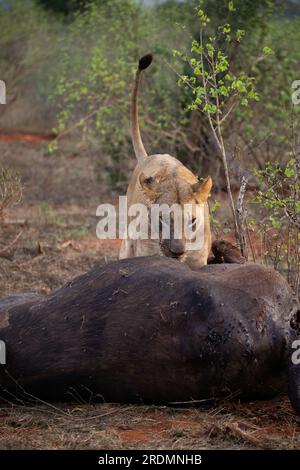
[131,54,152,162]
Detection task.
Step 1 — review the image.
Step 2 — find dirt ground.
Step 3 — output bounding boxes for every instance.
[0,139,299,450]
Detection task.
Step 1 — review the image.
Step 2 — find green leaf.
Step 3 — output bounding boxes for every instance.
[263,46,273,56]
[228,1,236,12]
[236,29,245,42]
[284,167,294,178]
[191,40,202,55]
[219,85,229,96]
[206,43,215,57]
[203,103,217,114]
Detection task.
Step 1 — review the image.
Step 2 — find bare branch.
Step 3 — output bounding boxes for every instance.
[236,176,249,259]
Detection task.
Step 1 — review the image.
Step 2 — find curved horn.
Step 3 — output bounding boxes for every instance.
[131,54,152,162]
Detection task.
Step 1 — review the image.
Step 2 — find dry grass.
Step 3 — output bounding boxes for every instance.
[0,166,22,219]
[0,397,299,450]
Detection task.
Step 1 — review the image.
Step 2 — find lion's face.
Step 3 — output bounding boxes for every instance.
[136,156,212,262]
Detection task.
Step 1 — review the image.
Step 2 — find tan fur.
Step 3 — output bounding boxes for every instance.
[119,56,212,269]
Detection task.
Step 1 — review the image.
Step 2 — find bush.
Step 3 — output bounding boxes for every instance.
[253,153,300,294]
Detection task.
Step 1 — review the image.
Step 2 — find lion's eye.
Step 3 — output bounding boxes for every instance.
[144,176,154,185]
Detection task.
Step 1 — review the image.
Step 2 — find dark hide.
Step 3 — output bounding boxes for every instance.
[0,256,299,405]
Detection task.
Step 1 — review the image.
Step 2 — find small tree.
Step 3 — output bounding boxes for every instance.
[254,142,300,294]
[174,2,272,256]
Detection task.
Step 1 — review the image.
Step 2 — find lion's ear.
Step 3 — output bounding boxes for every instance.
[192,176,212,203]
[139,173,159,198]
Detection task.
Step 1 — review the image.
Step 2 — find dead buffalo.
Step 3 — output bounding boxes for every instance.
[0,256,299,410]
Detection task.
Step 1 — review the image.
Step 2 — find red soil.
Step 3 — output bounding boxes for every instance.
[0,132,55,143]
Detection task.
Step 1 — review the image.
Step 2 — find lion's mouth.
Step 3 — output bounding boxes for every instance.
[161,247,185,260]
[169,252,185,259]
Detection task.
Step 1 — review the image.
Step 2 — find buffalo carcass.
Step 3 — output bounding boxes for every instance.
[0,256,299,409]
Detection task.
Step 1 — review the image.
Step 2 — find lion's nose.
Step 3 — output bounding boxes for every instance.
[169,241,185,257]
[161,239,185,258]
[170,248,185,256]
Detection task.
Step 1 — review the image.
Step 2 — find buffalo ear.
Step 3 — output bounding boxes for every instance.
[192,176,212,203]
[139,172,159,198]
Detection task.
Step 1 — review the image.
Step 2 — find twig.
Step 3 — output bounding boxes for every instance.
[236,176,248,259]
[0,230,23,255]
[246,220,256,263]
[168,398,216,406]
[226,421,272,449]
[284,207,300,231]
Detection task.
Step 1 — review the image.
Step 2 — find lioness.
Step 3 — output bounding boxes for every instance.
[119,54,212,269]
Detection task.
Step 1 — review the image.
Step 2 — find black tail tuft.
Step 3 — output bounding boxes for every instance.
[138,54,153,71]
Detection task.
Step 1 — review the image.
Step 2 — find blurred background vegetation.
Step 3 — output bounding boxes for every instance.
[0,0,299,291]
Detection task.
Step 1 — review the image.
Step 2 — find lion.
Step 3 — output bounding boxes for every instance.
[119,54,212,269]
